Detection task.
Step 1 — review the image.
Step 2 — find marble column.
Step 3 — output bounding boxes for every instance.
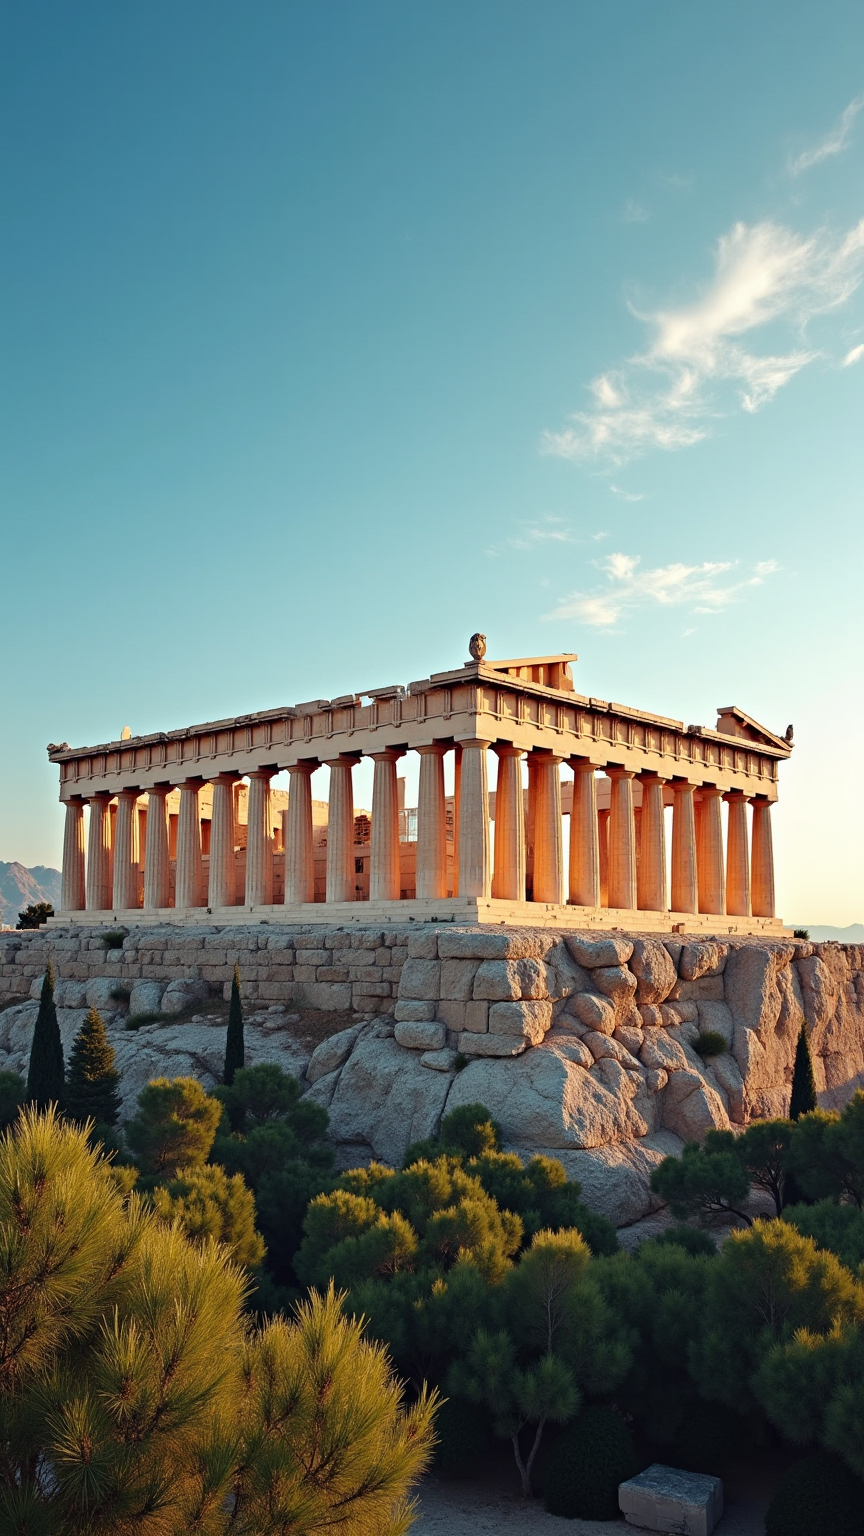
[370,750,403,902]
[85,794,113,911]
[112,789,141,911]
[451,745,462,895]
[698,786,726,915]
[325,757,356,904]
[637,775,668,912]
[724,790,751,917]
[751,799,776,918]
[60,799,86,911]
[284,763,316,905]
[607,769,637,911]
[175,780,205,909]
[458,740,491,898]
[416,746,447,900]
[569,761,600,908]
[671,781,698,915]
[246,769,276,907]
[492,745,525,901]
[525,753,539,899]
[597,807,610,906]
[143,784,171,909]
[532,754,564,904]
[208,774,238,909]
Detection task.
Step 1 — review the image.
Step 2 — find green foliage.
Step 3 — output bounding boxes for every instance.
[432,1395,493,1472]
[787,1095,864,1208]
[756,1320,864,1478]
[669,1398,744,1473]
[0,1072,25,1131]
[64,1006,122,1127]
[126,1076,222,1177]
[0,1109,436,1535]
[151,1161,266,1268]
[544,1407,638,1519]
[790,1023,818,1120]
[783,1200,864,1272]
[26,961,64,1110]
[404,1101,502,1163]
[793,928,810,940]
[16,901,53,929]
[692,1030,728,1058]
[99,928,126,948]
[125,1010,162,1030]
[764,1452,864,1536]
[650,1140,752,1225]
[649,1224,717,1256]
[224,962,244,1088]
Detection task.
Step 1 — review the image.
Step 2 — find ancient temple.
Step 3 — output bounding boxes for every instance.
[47,639,792,933]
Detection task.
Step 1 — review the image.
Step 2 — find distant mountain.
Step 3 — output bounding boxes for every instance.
[791,923,864,944]
[0,863,61,927]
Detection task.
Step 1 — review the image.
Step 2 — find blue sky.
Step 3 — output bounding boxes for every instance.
[1,1,862,924]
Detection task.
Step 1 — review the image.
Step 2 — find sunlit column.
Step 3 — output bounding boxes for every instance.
[325,757,356,903]
[208,774,238,909]
[112,789,141,910]
[637,775,667,912]
[698,786,726,915]
[60,799,86,912]
[143,784,171,909]
[416,745,448,900]
[458,740,491,898]
[569,760,600,908]
[597,806,610,906]
[492,745,525,901]
[724,790,751,917]
[532,753,563,904]
[671,780,698,915]
[246,769,276,906]
[751,798,776,918]
[175,779,205,909]
[85,794,113,911]
[607,768,637,910]
[370,750,403,901]
[284,762,316,905]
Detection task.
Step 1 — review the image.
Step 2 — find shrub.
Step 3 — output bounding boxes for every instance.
[151,1162,265,1268]
[790,1023,818,1120]
[764,1452,864,1536]
[224,962,244,1087]
[672,1398,744,1473]
[26,962,64,1110]
[692,1030,728,1058]
[109,984,131,1002]
[793,928,810,940]
[544,1406,638,1519]
[125,1010,162,1029]
[16,902,53,929]
[126,1076,222,1177]
[648,1224,717,1256]
[65,1007,121,1128]
[433,1395,494,1472]
[783,1200,864,1271]
[99,929,126,949]
[0,1073,25,1131]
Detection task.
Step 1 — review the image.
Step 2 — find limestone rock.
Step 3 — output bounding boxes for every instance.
[619,1465,723,1536]
[645,1068,668,1093]
[614,1022,644,1055]
[639,1004,663,1029]
[457,1032,527,1058]
[325,1036,452,1166]
[306,1025,364,1084]
[539,1130,685,1227]
[394,1000,436,1023]
[570,992,617,1035]
[630,938,677,1004]
[517,957,552,999]
[640,1031,689,1073]
[130,980,167,1015]
[662,1069,729,1140]
[394,1020,447,1051]
[671,976,725,1002]
[420,1048,458,1072]
[398,957,441,1000]
[439,959,478,1000]
[695,1000,734,1046]
[438,929,546,960]
[56,980,87,1008]
[473,960,521,1001]
[564,933,634,969]
[661,1001,698,1027]
[582,1031,642,1072]
[548,1035,594,1069]
[591,965,638,1005]
[710,1051,746,1123]
[160,979,211,1015]
[488,999,552,1041]
[545,941,592,999]
[680,942,726,981]
[84,977,124,1012]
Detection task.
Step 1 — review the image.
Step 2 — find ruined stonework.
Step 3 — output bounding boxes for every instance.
[1,924,862,1231]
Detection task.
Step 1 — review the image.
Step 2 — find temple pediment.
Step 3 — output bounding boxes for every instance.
[715,706,793,752]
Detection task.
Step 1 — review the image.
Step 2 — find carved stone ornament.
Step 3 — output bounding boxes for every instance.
[469,633,487,661]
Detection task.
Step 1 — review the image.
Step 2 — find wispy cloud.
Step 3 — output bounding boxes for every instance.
[542,216,864,464]
[788,95,864,175]
[545,552,779,628]
[622,198,650,224]
[843,342,864,366]
[609,484,645,502]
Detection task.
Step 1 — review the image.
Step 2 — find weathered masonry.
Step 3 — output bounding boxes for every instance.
[47,640,793,933]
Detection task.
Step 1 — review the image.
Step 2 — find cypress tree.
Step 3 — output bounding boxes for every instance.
[224,964,244,1087]
[26,962,65,1109]
[65,1007,122,1128]
[789,1023,818,1120]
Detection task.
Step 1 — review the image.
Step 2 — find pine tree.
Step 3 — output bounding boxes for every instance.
[790,1023,818,1120]
[26,962,64,1109]
[224,963,244,1086]
[65,1007,122,1128]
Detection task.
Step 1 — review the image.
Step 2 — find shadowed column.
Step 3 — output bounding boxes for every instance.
[175,780,205,909]
[598,806,610,906]
[208,774,238,909]
[492,745,525,901]
[370,750,403,901]
[113,789,141,910]
[607,769,637,911]
[671,781,698,914]
[85,794,113,911]
[143,784,171,909]
[246,769,276,906]
[61,799,86,911]
[458,740,491,898]
[416,745,447,900]
[637,775,667,912]
[532,753,564,904]
[698,786,726,915]
[325,757,356,903]
[569,760,600,908]
[751,798,776,918]
[284,762,316,905]
[724,790,751,917]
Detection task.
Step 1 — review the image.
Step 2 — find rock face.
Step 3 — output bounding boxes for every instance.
[2,922,863,1232]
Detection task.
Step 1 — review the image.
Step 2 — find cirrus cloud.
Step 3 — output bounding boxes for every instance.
[546,551,779,628]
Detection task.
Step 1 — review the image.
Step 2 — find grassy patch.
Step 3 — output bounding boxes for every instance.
[692,1030,728,1058]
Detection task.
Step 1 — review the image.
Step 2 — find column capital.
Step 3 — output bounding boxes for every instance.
[723,788,749,803]
[247,765,278,782]
[637,769,667,785]
[529,748,564,766]
[369,748,405,764]
[454,736,492,750]
[115,784,141,799]
[671,777,696,792]
[416,741,448,757]
[87,789,114,803]
[209,770,241,784]
[175,775,204,790]
[494,742,524,759]
[697,782,723,798]
[287,759,317,776]
[322,753,362,769]
[569,755,601,772]
[606,765,635,781]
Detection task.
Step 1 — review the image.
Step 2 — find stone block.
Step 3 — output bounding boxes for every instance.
[373,949,392,966]
[407,930,439,959]
[395,1020,447,1051]
[293,981,352,1011]
[661,1001,698,1026]
[292,965,318,983]
[316,967,349,983]
[457,1031,527,1057]
[630,938,678,1003]
[570,992,617,1035]
[670,977,725,1002]
[161,979,211,1014]
[680,942,727,981]
[420,1048,458,1072]
[618,1464,723,1536]
[517,957,551,999]
[352,982,392,997]
[696,1001,733,1046]
[295,948,328,966]
[399,957,441,1000]
[488,999,552,1042]
[564,933,634,968]
[436,999,489,1033]
[439,959,478,1000]
[306,1025,364,1083]
[591,965,638,1002]
[348,966,383,982]
[639,1003,663,1028]
[438,930,530,960]
[394,1001,437,1023]
[473,959,521,1000]
[129,980,167,1015]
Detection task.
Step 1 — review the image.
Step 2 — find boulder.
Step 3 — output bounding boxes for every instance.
[591,965,638,1004]
[582,1031,642,1072]
[56,980,87,1008]
[661,1001,697,1027]
[306,1025,364,1084]
[630,938,678,1003]
[129,980,167,1016]
[394,1000,437,1023]
[614,1023,644,1056]
[639,1004,663,1029]
[457,1032,527,1058]
[517,958,552,999]
[619,1465,723,1536]
[541,1130,685,1227]
[564,933,634,968]
[488,999,552,1041]
[680,942,726,981]
[394,1020,447,1051]
[420,1048,458,1072]
[662,1070,729,1140]
[570,992,617,1035]
[325,1036,452,1166]
[160,979,211,1015]
[695,1001,734,1046]
[84,977,125,1012]
[640,1032,689,1072]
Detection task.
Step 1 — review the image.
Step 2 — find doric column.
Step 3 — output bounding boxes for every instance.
[458,740,491,898]
[284,762,315,905]
[175,780,205,909]
[492,745,525,901]
[532,753,563,904]
[208,774,238,909]
[569,760,599,908]
[370,750,403,902]
[325,757,356,903]
[451,744,462,895]
[143,784,171,909]
[85,794,113,911]
[671,781,698,914]
[246,769,276,907]
[751,798,776,918]
[637,775,667,912]
[525,753,539,899]
[697,786,726,915]
[60,799,86,911]
[607,769,637,911]
[112,789,141,910]
[597,807,610,906]
[416,746,447,900]
[724,790,751,917]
